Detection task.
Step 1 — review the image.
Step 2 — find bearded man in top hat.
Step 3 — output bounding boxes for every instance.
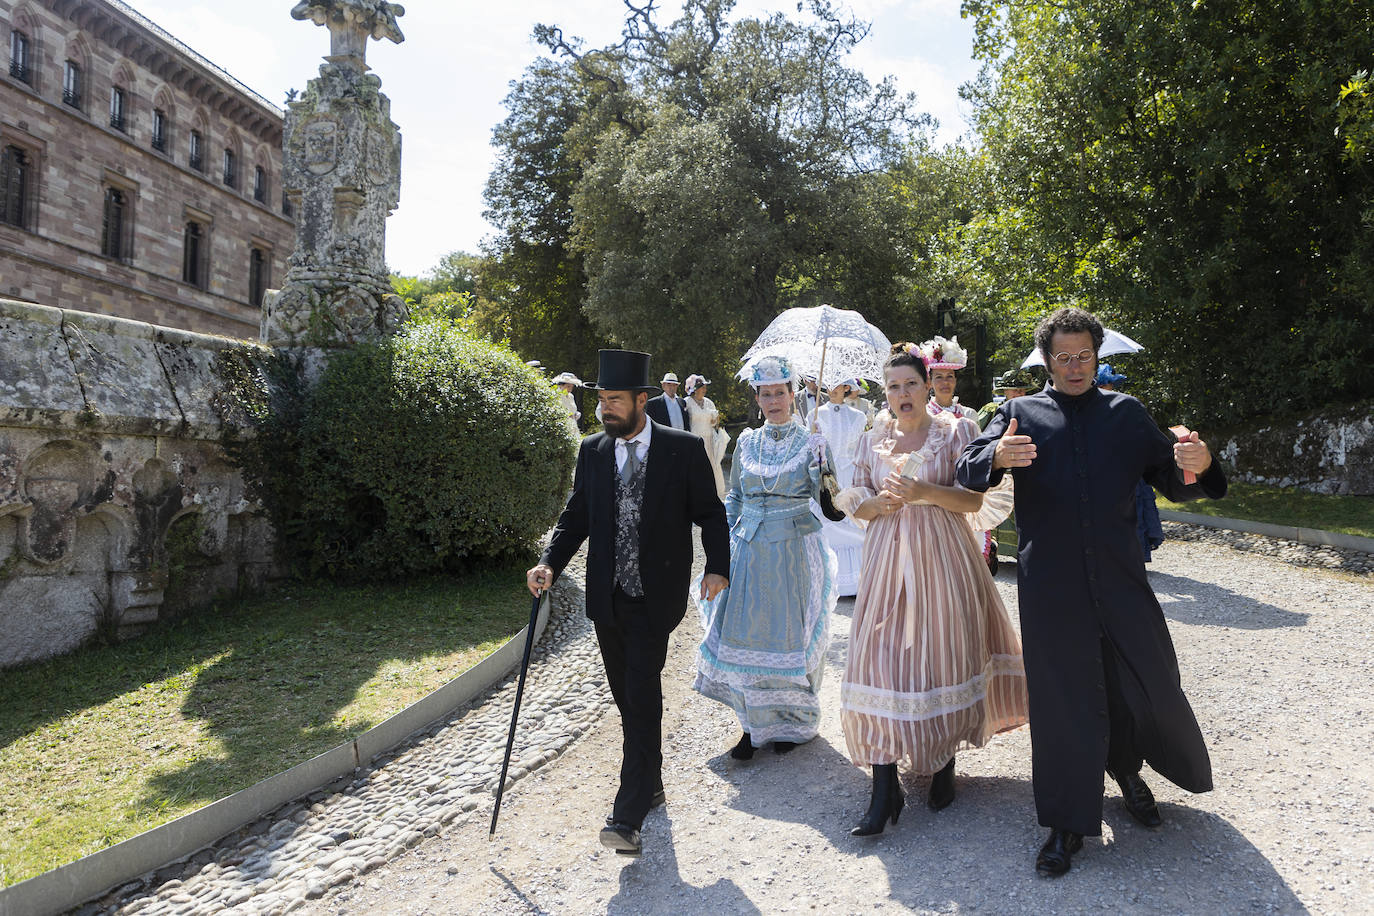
[645,372,689,430]
[527,349,730,857]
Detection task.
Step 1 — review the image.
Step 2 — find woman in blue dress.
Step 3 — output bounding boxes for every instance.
[694,355,839,758]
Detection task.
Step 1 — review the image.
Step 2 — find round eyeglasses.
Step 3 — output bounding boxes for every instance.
[1050,348,1095,366]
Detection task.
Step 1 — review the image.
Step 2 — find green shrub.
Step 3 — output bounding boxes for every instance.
[219,320,577,581]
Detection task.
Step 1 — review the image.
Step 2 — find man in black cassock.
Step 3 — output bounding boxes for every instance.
[527,350,730,858]
[956,307,1227,877]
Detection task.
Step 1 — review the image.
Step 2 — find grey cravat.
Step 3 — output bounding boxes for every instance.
[620,443,640,483]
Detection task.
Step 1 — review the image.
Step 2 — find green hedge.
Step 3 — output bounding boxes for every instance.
[221,320,577,580]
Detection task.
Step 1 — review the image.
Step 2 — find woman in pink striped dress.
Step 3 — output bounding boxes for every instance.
[836,343,1029,837]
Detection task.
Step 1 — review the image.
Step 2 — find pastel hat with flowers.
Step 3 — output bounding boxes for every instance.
[685,373,711,394]
[747,355,796,389]
[917,335,968,371]
[551,371,584,387]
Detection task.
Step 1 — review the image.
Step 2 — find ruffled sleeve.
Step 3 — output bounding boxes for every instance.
[836,428,878,522]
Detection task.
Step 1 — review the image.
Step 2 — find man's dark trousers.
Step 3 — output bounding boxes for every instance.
[595,586,670,827]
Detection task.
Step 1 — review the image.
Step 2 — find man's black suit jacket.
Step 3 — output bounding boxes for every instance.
[540,421,730,632]
[644,394,689,429]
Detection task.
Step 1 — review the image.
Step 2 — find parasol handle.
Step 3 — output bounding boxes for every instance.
[811,338,827,433]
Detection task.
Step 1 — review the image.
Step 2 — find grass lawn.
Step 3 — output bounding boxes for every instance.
[0,564,532,888]
[1156,481,1374,539]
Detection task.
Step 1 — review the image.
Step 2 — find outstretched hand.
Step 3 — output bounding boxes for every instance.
[992,416,1037,469]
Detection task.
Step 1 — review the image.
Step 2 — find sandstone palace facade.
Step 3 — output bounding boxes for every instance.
[1,0,292,338]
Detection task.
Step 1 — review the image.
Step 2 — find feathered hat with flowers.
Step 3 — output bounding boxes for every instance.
[916,335,968,371]
[746,355,796,389]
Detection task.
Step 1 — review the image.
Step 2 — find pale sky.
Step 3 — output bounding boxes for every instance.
[125,1,980,276]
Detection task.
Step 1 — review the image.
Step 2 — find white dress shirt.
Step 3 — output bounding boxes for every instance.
[615,419,653,473]
[665,396,685,429]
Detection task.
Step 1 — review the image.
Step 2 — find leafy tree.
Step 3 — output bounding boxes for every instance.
[485,0,932,418]
[956,0,1374,425]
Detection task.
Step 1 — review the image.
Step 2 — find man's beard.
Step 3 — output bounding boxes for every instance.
[602,413,637,438]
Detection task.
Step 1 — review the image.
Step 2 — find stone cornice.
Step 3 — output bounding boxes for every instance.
[41,0,285,145]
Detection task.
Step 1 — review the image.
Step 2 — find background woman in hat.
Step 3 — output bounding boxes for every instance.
[683,374,728,498]
[921,336,978,422]
[552,371,584,425]
[694,355,839,759]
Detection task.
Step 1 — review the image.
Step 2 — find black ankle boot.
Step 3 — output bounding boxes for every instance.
[730,732,755,760]
[851,764,904,837]
[928,756,956,811]
[772,740,797,755]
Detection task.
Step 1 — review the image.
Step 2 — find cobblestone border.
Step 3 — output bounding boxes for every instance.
[1162,521,1373,575]
[67,559,606,916]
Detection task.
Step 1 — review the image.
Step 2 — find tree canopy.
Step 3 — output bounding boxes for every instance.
[952,0,1374,424]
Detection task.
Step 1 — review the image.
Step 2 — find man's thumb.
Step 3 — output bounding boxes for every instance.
[1006,416,1018,436]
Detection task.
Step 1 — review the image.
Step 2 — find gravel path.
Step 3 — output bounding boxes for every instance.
[92,534,1373,915]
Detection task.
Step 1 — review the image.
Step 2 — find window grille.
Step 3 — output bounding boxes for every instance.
[152,109,167,152]
[254,165,266,203]
[189,130,203,171]
[222,148,237,187]
[8,30,30,83]
[109,86,126,132]
[63,61,82,108]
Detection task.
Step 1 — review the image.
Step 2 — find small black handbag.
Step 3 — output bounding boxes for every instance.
[817,463,847,522]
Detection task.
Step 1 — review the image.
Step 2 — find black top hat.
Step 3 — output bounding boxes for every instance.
[588,349,660,392]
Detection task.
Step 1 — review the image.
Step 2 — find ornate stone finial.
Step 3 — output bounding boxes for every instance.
[291,0,405,68]
[265,0,408,348]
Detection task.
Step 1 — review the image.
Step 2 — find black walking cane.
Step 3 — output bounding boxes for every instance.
[489,590,544,839]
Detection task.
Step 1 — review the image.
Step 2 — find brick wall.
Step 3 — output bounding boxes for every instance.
[0,0,293,340]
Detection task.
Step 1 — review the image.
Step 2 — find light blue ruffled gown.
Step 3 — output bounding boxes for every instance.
[693,419,839,747]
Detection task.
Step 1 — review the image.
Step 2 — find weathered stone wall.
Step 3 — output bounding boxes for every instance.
[1216,401,1374,495]
[0,298,273,668]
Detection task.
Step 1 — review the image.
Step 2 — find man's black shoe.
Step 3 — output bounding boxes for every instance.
[599,821,642,857]
[1113,770,1163,828]
[1035,829,1083,877]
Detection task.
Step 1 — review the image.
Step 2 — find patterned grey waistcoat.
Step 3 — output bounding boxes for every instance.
[614,451,646,597]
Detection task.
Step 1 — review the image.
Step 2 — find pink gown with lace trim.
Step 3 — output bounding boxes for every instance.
[837,412,1029,772]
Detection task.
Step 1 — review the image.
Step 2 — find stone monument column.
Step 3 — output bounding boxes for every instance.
[262,0,409,346]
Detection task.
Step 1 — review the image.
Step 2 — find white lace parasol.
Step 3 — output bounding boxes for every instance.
[737,304,892,389]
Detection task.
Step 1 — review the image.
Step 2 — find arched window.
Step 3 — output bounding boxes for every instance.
[7,6,37,86]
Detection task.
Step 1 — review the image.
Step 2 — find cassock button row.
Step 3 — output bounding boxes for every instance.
[1081,493,1089,502]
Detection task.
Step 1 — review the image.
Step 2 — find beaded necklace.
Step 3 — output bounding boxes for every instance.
[755,420,799,495]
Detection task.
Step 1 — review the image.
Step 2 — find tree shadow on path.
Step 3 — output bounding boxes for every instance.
[1148,570,1310,629]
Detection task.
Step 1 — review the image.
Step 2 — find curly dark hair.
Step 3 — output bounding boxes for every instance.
[1035,307,1104,364]
[883,342,929,381]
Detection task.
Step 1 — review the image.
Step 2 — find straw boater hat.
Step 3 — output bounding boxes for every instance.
[551,371,583,387]
[660,372,680,385]
[588,349,660,392]
[917,336,968,371]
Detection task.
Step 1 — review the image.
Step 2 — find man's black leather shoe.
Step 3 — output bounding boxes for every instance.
[1035,829,1083,877]
[1113,770,1163,828]
[599,821,642,857]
